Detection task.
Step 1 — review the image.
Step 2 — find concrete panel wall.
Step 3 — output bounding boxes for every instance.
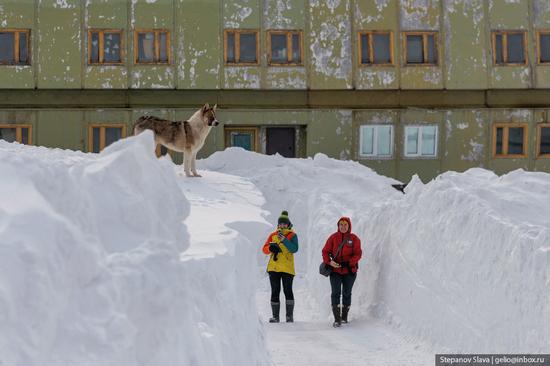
[36,0,82,88]
[3,0,550,90]
[308,0,353,89]
[354,0,399,90]
[177,0,221,89]
[0,0,35,88]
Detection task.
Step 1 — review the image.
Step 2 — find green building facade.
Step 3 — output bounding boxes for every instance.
[2,0,550,182]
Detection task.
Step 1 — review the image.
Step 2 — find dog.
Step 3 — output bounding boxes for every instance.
[134,103,220,177]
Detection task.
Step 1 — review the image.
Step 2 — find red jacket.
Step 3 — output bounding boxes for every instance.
[322,217,362,275]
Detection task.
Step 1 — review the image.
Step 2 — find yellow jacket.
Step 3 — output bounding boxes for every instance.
[262,228,299,275]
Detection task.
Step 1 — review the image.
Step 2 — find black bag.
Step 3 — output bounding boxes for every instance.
[319,238,347,277]
[319,262,332,277]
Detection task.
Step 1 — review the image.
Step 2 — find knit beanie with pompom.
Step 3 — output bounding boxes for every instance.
[277,210,291,227]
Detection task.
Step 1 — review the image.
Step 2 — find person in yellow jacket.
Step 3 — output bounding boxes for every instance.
[262,210,299,323]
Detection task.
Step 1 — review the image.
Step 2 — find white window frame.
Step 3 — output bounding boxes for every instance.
[359,125,394,158]
[404,125,438,158]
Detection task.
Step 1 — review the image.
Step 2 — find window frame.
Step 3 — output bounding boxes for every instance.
[267,30,303,66]
[492,30,528,66]
[88,124,127,153]
[403,31,439,66]
[536,30,550,65]
[0,124,32,144]
[223,29,260,66]
[536,123,550,158]
[224,127,259,152]
[133,29,171,65]
[88,29,124,65]
[492,123,528,158]
[358,124,394,158]
[404,125,439,158]
[357,31,394,66]
[0,29,31,66]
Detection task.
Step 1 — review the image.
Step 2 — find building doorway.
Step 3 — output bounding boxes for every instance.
[266,127,295,157]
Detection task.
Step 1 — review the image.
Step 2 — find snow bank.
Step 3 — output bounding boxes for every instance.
[360,169,550,352]
[0,134,269,365]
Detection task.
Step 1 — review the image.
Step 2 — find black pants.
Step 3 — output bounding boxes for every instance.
[268,271,294,303]
[329,272,356,306]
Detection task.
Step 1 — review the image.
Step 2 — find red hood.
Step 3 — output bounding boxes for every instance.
[337,217,352,233]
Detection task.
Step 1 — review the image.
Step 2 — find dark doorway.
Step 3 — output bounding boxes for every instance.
[266,127,295,157]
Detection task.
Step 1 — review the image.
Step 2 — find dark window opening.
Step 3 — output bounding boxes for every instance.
[493,31,526,65]
[269,31,302,65]
[0,30,30,65]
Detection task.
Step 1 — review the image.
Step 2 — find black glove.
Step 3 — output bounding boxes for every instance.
[341,261,352,272]
[269,243,281,254]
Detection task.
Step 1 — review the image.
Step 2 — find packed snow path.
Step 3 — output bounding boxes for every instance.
[181,170,434,365]
[256,289,435,366]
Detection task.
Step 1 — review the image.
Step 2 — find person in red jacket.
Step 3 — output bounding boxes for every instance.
[321,217,362,327]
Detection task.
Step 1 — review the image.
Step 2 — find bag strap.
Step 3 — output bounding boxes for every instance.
[333,236,347,261]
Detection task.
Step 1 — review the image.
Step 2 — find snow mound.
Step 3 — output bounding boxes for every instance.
[0,134,269,365]
[360,168,550,352]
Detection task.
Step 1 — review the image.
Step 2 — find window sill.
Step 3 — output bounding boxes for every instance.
[403,63,439,67]
[224,63,260,67]
[493,154,528,159]
[358,63,395,67]
[268,63,304,67]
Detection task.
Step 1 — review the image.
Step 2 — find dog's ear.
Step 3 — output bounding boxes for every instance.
[213,104,217,111]
[201,103,210,114]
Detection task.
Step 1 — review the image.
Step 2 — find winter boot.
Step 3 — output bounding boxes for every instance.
[341,305,350,324]
[332,304,341,328]
[286,300,294,323]
[269,302,280,323]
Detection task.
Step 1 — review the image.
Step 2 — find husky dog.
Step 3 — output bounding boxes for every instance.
[134,103,220,177]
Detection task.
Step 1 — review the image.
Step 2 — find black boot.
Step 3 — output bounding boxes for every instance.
[269,302,280,323]
[332,305,341,327]
[341,305,350,324]
[286,300,294,323]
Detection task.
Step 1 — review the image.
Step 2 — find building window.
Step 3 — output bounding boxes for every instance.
[358,31,393,65]
[492,31,527,65]
[88,29,123,65]
[134,30,170,64]
[0,124,32,144]
[88,124,127,153]
[537,31,550,64]
[267,30,302,65]
[359,125,393,157]
[404,32,438,65]
[224,30,259,65]
[404,125,438,157]
[224,127,258,152]
[0,29,30,65]
[492,123,527,158]
[536,124,550,157]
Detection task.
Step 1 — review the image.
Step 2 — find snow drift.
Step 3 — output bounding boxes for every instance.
[0,133,269,366]
[360,169,550,352]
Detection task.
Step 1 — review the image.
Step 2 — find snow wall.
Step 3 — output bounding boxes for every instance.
[360,169,550,352]
[0,133,269,366]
